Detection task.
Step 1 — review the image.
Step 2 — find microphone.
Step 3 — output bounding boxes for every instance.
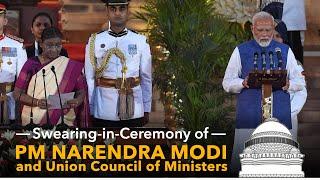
[41,69,52,129]
[269,51,274,70]
[275,47,283,70]
[253,52,258,71]
[25,71,38,130]
[261,52,266,71]
[50,66,68,130]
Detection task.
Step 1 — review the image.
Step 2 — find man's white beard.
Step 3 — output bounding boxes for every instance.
[254,36,272,47]
[258,39,272,47]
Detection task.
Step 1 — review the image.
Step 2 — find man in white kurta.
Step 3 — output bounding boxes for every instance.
[85,0,152,127]
[222,12,304,174]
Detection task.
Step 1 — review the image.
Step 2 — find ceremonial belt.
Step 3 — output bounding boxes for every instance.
[95,77,140,89]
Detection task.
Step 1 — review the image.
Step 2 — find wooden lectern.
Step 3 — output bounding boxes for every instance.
[247,69,287,122]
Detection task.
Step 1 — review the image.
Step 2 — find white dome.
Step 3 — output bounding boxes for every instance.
[251,118,291,139]
[242,118,298,154]
[240,118,304,178]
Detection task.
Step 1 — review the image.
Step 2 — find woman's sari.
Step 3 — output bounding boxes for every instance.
[16,56,89,127]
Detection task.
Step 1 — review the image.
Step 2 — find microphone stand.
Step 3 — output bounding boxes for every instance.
[253,52,258,71]
[275,48,283,70]
[261,52,267,72]
[269,51,274,71]
[41,69,52,130]
[25,72,38,131]
[50,66,68,131]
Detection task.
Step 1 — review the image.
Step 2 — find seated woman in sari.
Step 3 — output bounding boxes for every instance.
[13,27,89,127]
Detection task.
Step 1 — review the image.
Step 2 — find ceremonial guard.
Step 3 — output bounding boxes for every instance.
[85,0,152,127]
[0,0,28,125]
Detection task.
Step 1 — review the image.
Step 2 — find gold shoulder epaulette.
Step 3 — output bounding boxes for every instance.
[6,34,24,43]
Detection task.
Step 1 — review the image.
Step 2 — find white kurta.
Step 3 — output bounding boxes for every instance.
[289,64,307,140]
[0,35,28,120]
[85,29,152,121]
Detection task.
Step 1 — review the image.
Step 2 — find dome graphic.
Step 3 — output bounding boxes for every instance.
[239,118,304,178]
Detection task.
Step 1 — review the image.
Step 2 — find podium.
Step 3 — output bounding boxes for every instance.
[247,69,287,121]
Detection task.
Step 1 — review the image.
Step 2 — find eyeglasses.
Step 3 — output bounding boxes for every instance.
[43,44,62,49]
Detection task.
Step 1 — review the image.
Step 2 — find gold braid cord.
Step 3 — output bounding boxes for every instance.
[96,48,127,79]
[89,33,128,86]
[89,33,97,68]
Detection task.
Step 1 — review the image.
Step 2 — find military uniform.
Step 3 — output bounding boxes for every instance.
[85,1,152,125]
[0,1,28,124]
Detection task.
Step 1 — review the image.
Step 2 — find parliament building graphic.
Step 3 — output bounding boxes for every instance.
[239,118,305,178]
